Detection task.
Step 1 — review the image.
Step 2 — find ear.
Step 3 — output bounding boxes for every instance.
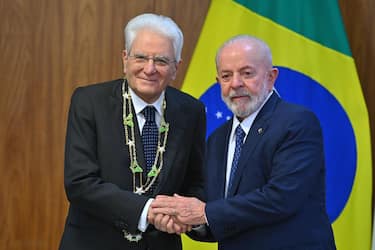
[171,59,182,80]
[267,67,279,90]
[122,50,128,75]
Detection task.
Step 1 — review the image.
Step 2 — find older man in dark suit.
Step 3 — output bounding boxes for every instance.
[151,35,336,250]
[59,13,206,250]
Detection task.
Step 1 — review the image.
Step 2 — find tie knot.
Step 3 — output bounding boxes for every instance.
[235,125,245,143]
[142,106,156,122]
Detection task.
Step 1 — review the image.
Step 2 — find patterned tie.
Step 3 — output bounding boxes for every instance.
[141,106,158,193]
[228,125,246,194]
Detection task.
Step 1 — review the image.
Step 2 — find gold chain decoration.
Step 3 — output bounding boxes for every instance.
[122,79,169,195]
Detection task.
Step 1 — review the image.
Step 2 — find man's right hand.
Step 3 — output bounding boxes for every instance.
[148,200,192,234]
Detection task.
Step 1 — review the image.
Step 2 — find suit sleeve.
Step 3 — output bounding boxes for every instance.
[64,87,148,234]
[205,109,325,240]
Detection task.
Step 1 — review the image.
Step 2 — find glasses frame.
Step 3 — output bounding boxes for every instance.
[128,53,177,67]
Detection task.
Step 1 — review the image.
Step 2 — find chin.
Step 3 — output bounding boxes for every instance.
[141,88,163,102]
[229,99,262,118]
[136,82,158,92]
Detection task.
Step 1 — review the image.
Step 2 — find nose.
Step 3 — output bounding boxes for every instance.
[231,72,244,88]
[143,59,157,74]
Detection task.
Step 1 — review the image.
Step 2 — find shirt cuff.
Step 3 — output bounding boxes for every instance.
[137,198,154,232]
[204,213,209,225]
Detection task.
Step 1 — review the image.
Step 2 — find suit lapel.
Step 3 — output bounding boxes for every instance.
[109,80,127,157]
[153,88,185,194]
[218,122,233,198]
[109,81,147,186]
[227,93,280,196]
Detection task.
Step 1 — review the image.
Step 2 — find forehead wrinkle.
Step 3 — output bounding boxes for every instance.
[219,64,255,73]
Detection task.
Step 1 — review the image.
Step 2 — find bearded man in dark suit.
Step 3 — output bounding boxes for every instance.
[151,35,336,250]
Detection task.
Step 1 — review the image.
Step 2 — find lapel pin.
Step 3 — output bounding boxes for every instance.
[258,128,263,134]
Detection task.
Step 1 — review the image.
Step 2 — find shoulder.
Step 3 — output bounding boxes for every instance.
[275,99,320,126]
[68,79,122,113]
[69,79,122,108]
[165,86,205,111]
[72,79,121,98]
[266,99,323,141]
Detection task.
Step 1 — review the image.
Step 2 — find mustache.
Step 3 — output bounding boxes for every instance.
[228,89,252,98]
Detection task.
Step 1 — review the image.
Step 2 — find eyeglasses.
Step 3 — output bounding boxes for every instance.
[128,53,176,67]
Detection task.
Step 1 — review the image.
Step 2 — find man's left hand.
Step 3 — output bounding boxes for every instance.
[151,194,206,225]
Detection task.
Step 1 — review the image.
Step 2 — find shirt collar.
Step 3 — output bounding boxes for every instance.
[128,87,165,116]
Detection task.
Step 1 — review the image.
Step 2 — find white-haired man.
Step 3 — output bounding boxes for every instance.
[59,13,206,250]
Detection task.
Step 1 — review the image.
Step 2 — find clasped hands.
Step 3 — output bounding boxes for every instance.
[147,194,206,234]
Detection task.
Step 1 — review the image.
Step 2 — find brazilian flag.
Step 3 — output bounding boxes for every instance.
[181,0,372,250]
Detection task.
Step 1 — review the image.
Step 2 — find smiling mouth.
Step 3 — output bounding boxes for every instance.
[139,77,158,83]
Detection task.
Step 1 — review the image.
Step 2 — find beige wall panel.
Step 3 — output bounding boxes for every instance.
[0,1,209,249]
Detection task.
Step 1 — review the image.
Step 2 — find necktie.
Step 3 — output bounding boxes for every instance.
[141,106,158,194]
[228,125,246,194]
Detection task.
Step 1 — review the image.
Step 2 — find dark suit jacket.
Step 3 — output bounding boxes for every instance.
[202,93,336,250]
[59,79,206,250]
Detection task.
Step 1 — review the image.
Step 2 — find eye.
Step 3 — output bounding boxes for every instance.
[220,73,232,82]
[153,56,170,67]
[133,54,148,63]
[241,70,255,79]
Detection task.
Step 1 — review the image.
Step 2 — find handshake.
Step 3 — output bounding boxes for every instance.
[147,194,207,234]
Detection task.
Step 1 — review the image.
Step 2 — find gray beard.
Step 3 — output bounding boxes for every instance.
[222,86,269,119]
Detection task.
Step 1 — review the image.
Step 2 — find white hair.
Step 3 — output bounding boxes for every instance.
[124,13,184,61]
